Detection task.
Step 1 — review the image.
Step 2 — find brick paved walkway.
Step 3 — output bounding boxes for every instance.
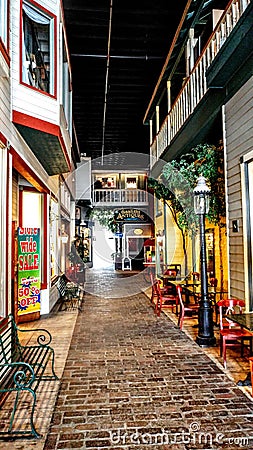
[44,290,253,450]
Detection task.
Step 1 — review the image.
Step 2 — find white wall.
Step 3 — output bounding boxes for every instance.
[92,220,115,269]
[76,158,92,200]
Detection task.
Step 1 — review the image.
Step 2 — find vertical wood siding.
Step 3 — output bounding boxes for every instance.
[224,76,253,299]
[0,69,11,137]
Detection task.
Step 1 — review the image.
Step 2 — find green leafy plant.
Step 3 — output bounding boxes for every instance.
[89,208,118,233]
[148,143,226,280]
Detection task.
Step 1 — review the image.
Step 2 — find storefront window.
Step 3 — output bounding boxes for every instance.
[22,0,55,95]
[95,175,116,188]
[125,176,137,189]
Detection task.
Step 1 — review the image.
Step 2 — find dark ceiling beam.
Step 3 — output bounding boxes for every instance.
[143,0,210,123]
[63,0,188,157]
[72,54,163,60]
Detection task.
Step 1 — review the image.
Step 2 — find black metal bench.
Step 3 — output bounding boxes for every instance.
[0,314,58,439]
[57,274,83,311]
[57,273,69,299]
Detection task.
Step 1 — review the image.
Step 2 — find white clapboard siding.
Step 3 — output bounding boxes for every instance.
[11,0,71,165]
[0,42,57,194]
[0,82,62,200]
[224,75,253,300]
[11,1,56,120]
[0,76,11,137]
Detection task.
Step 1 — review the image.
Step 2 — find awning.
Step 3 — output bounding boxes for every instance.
[144,238,155,247]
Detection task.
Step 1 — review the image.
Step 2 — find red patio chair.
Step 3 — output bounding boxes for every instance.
[177,285,199,330]
[150,272,176,304]
[217,298,253,369]
[209,277,218,287]
[153,280,179,317]
[249,357,253,397]
[192,272,200,281]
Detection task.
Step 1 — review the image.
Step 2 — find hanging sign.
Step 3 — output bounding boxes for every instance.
[114,232,123,238]
[114,209,148,222]
[17,227,41,316]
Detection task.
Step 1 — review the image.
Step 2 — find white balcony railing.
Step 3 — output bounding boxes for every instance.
[151,0,251,164]
[93,189,148,204]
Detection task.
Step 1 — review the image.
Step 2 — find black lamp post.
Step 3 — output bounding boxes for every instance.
[193,176,216,347]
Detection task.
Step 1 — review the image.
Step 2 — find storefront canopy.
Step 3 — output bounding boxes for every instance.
[144,238,155,247]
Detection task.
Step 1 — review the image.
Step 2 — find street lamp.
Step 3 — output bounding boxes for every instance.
[193,175,216,347]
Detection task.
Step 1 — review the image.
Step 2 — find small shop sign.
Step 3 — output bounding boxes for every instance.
[17,227,41,316]
[114,232,123,237]
[114,209,148,222]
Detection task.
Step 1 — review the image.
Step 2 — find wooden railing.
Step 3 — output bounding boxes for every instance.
[93,189,148,204]
[151,0,251,164]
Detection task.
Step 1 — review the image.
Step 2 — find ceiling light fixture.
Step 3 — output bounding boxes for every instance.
[134,228,143,235]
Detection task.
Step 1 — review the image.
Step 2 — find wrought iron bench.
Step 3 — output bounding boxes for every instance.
[57,273,69,299]
[0,314,58,439]
[57,274,83,311]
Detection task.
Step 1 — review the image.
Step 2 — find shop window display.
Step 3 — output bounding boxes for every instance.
[95,176,116,188]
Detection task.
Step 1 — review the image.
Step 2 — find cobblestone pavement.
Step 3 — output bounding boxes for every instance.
[44,286,253,449]
[1,269,253,450]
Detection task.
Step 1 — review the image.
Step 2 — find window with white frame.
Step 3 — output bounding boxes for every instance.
[0,0,8,48]
[22,0,55,95]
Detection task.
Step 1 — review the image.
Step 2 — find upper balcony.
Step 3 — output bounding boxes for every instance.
[92,188,149,206]
[151,0,252,166]
[91,170,149,207]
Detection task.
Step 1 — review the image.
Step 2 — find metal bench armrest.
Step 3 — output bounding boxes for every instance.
[15,326,53,346]
[0,361,35,389]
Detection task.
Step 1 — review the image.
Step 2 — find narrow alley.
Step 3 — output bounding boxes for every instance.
[1,269,253,449]
[44,270,253,449]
